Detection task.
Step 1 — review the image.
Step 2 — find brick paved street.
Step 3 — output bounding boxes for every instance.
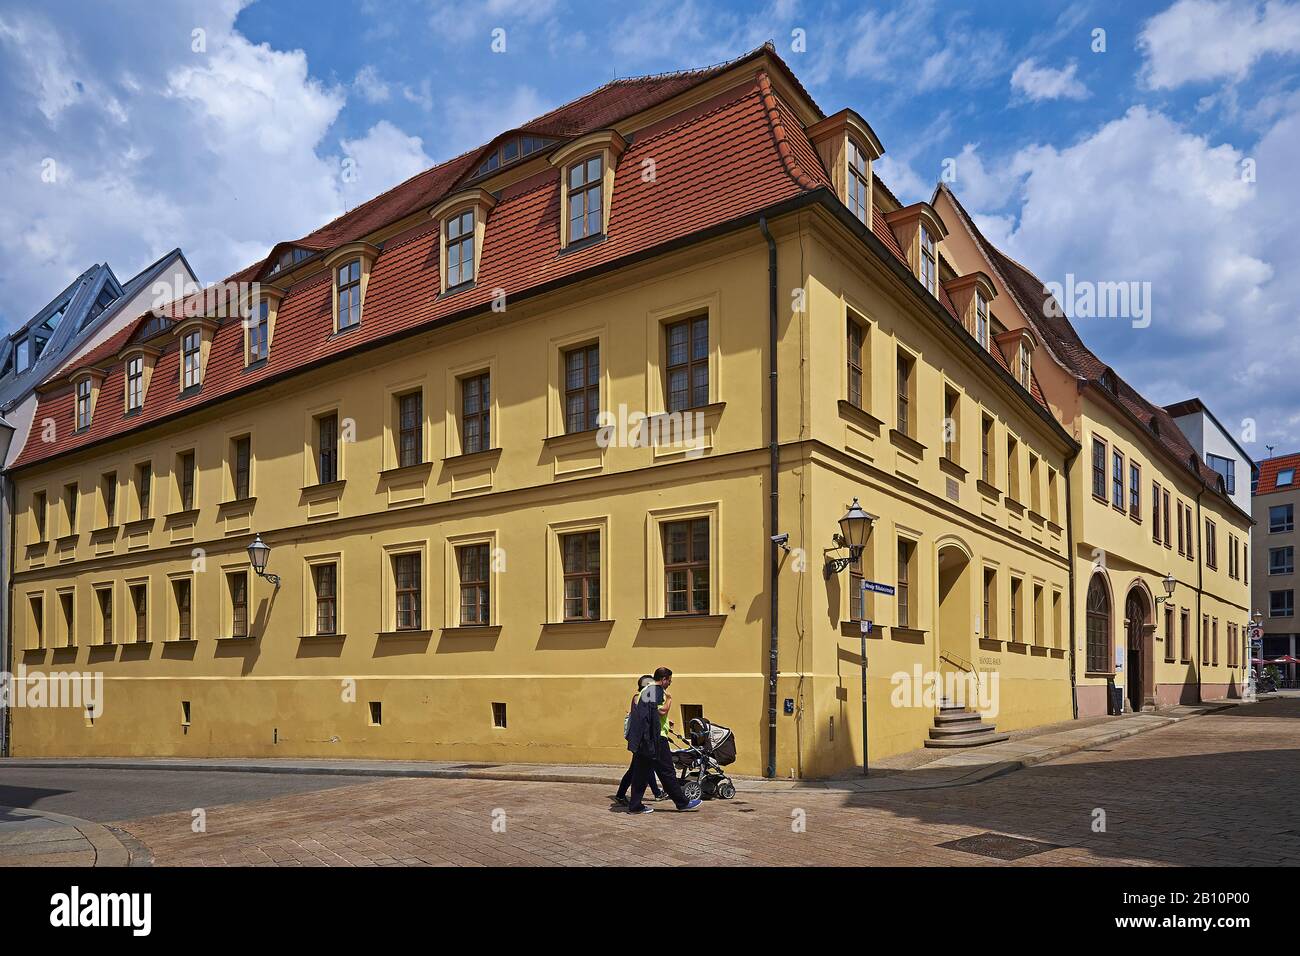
[103,698,1300,867]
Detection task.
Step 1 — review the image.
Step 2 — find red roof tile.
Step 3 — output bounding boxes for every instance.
[1255,453,1300,496]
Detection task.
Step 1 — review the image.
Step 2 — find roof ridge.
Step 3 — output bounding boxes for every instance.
[755,71,823,192]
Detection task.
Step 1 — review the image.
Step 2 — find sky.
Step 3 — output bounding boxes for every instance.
[1,0,1298,459]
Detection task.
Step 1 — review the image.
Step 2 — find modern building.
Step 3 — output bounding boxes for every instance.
[0,46,1250,776]
[934,186,1252,714]
[0,249,198,755]
[1165,398,1253,517]
[1252,452,1299,684]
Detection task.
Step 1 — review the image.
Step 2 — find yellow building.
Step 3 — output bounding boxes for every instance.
[2,46,1243,777]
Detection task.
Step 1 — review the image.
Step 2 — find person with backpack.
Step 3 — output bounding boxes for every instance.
[625,667,701,814]
[613,675,665,805]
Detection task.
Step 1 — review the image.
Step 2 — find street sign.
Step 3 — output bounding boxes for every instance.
[860,618,872,635]
[860,580,896,596]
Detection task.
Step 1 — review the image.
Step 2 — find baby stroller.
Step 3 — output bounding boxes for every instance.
[669,717,737,800]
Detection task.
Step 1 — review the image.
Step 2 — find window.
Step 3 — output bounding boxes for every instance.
[981,415,994,483]
[232,436,251,500]
[1206,453,1236,494]
[314,564,337,635]
[173,579,192,640]
[846,139,871,222]
[457,544,491,626]
[1033,585,1045,646]
[919,225,937,295]
[1270,546,1294,575]
[181,329,201,390]
[896,539,914,628]
[136,462,152,519]
[30,595,44,648]
[564,344,600,433]
[975,291,989,350]
[178,451,195,511]
[1271,589,1294,617]
[1162,490,1171,550]
[1010,576,1022,643]
[1152,482,1162,543]
[445,209,475,287]
[1202,615,1210,662]
[1048,468,1060,523]
[666,316,708,413]
[1112,449,1125,510]
[982,568,996,637]
[393,553,422,630]
[398,391,423,467]
[227,572,248,638]
[97,588,113,645]
[846,317,864,409]
[1092,438,1107,499]
[131,584,147,643]
[492,702,508,729]
[1006,436,1020,501]
[1205,519,1217,568]
[1164,605,1175,662]
[1018,344,1031,389]
[1085,576,1110,673]
[76,379,92,430]
[337,259,362,329]
[568,155,603,241]
[33,491,46,542]
[1185,506,1194,560]
[64,483,78,534]
[1177,501,1185,554]
[1270,504,1294,533]
[126,355,144,411]
[60,591,75,647]
[16,338,30,372]
[248,300,269,363]
[318,413,338,483]
[896,350,914,436]
[461,372,491,455]
[561,531,600,621]
[664,518,710,616]
[943,387,959,462]
[102,472,116,526]
[1028,454,1041,512]
[1212,618,1219,665]
[1278,468,1296,487]
[474,134,556,176]
[1180,609,1191,662]
[1128,462,1140,518]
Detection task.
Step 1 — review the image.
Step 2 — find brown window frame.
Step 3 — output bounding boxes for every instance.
[398,391,423,467]
[137,462,152,519]
[393,552,422,631]
[314,563,338,636]
[318,413,339,483]
[126,355,144,410]
[1085,576,1110,673]
[665,316,709,413]
[232,436,251,501]
[897,539,914,628]
[460,372,491,455]
[981,415,993,483]
[130,584,147,643]
[228,570,249,638]
[567,154,603,242]
[76,378,92,430]
[663,518,710,616]
[174,578,192,641]
[561,531,601,622]
[1091,437,1107,500]
[97,587,113,645]
[337,259,362,330]
[896,350,913,436]
[563,343,600,433]
[445,209,475,287]
[847,316,864,409]
[34,490,47,542]
[846,139,871,222]
[102,472,116,526]
[457,544,491,627]
[179,451,195,512]
[181,329,201,390]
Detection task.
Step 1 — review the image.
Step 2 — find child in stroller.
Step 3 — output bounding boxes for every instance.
[668,717,737,800]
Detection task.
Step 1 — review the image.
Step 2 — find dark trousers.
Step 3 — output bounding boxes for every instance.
[627,737,688,811]
[617,755,662,800]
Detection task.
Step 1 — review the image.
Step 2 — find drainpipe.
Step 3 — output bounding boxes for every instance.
[1195,486,1205,703]
[2,476,13,757]
[760,216,779,779]
[1064,447,1080,719]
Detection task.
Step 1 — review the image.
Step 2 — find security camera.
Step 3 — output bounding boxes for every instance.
[771,532,790,549]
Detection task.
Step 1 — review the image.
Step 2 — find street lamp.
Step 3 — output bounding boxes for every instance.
[1155,572,1176,605]
[247,533,280,588]
[824,498,875,578]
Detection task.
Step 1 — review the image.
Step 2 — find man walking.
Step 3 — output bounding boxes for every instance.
[626,667,701,814]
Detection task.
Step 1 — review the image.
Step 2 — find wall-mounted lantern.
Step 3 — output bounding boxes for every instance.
[247,533,281,588]
[824,498,876,579]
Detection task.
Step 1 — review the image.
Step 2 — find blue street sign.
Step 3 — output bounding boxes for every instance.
[860,580,896,596]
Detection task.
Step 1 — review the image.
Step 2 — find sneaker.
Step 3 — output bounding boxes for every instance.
[612,794,629,805]
[677,798,702,812]
[629,805,654,814]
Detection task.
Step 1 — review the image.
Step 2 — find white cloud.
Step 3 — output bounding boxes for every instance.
[1139,0,1300,89]
[353,65,390,103]
[427,0,560,44]
[845,1,1008,92]
[337,121,432,210]
[442,85,549,149]
[1010,58,1088,102]
[945,144,1019,210]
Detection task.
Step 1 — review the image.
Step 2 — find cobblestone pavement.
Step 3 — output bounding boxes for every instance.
[112,698,1299,867]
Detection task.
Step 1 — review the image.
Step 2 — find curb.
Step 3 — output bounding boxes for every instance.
[3,807,131,867]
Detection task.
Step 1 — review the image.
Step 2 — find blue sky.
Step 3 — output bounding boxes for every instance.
[2,0,1299,458]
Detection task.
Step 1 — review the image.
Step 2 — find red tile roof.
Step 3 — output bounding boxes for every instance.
[14,74,826,469]
[1255,453,1300,496]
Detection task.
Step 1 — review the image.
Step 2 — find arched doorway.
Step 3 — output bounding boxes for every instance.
[936,544,973,686]
[1124,586,1154,712]
[1085,575,1111,675]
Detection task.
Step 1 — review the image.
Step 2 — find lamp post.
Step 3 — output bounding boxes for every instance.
[823,498,875,579]
[1247,610,1263,700]
[247,534,281,588]
[1155,572,1176,606]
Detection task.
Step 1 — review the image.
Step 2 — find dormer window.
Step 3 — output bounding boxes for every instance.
[182,329,201,389]
[446,210,475,287]
[549,130,627,250]
[337,260,361,330]
[884,203,949,298]
[975,291,990,349]
[846,139,871,223]
[474,134,558,177]
[1018,342,1031,388]
[920,225,937,296]
[76,379,92,430]
[324,243,379,333]
[126,356,144,411]
[568,156,603,242]
[248,300,269,363]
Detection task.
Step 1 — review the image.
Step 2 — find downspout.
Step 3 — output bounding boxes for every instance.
[760,216,779,779]
[3,476,13,756]
[1063,447,1080,719]
[1195,486,1205,703]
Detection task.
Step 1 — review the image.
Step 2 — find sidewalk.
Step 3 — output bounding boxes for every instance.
[0,699,1243,796]
[0,806,133,867]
